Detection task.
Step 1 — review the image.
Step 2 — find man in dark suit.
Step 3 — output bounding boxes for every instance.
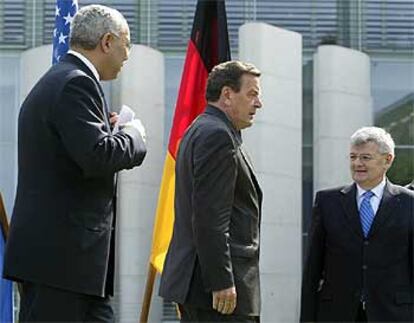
[3,5,146,322]
[159,61,263,321]
[300,126,414,322]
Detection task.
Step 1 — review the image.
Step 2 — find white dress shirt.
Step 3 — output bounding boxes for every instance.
[67,50,100,81]
[356,177,386,215]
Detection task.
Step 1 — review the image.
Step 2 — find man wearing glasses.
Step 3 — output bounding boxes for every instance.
[300,127,414,322]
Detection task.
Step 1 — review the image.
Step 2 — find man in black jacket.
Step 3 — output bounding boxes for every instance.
[301,127,414,322]
[3,5,146,322]
[160,61,263,321]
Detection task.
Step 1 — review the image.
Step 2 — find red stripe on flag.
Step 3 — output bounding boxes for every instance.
[167,39,209,158]
[150,0,231,273]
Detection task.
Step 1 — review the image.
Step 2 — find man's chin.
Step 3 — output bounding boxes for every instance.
[245,121,254,128]
[101,73,118,81]
[352,175,366,185]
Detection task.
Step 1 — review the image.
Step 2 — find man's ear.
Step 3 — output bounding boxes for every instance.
[385,153,394,168]
[100,33,113,53]
[221,86,232,105]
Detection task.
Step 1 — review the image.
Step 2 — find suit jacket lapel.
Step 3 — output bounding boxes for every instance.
[240,145,255,173]
[95,84,112,133]
[204,105,263,206]
[239,145,263,205]
[368,181,399,238]
[340,184,364,238]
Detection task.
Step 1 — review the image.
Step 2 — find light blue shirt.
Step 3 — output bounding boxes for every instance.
[356,177,386,215]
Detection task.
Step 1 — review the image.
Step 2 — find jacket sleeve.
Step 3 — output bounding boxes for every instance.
[49,75,146,177]
[191,127,237,292]
[409,191,414,302]
[300,191,325,322]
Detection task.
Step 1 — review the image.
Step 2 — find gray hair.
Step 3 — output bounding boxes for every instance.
[70,5,128,50]
[350,127,395,155]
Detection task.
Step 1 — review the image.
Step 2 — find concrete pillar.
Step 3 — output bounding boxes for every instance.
[113,45,165,322]
[0,54,22,217]
[239,22,303,323]
[313,45,372,191]
[20,45,52,101]
[3,46,52,218]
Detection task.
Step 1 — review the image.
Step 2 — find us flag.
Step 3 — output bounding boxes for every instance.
[52,0,78,64]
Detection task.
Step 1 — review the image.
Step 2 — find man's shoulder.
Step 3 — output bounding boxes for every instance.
[190,112,233,137]
[393,184,414,199]
[385,184,414,214]
[313,184,354,204]
[181,115,237,155]
[316,184,352,196]
[51,59,93,83]
[33,59,91,95]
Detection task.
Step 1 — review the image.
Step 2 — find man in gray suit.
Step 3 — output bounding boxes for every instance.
[160,61,263,321]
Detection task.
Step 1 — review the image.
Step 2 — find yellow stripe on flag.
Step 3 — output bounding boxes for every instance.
[148,0,230,275]
[149,152,176,273]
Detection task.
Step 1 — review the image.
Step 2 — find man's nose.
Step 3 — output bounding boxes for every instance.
[255,97,262,109]
[351,158,363,166]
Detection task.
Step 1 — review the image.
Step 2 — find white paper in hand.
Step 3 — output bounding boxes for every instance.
[113,105,135,133]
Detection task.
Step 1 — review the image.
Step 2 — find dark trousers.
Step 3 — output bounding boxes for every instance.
[19,282,114,323]
[179,304,259,322]
[355,302,368,322]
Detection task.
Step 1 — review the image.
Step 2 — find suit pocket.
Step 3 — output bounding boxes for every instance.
[68,211,111,232]
[231,256,259,291]
[317,288,333,301]
[230,243,257,258]
[395,291,413,305]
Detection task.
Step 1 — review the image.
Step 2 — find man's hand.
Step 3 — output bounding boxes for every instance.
[212,286,237,315]
[109,112,119,126]
[123,118,146,142]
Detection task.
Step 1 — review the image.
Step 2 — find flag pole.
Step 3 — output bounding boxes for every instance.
[0,193,9,240]
[139,263,157,323]
[0,193,22,296]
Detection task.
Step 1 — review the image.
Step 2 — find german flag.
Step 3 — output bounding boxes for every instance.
[150,0,231,273]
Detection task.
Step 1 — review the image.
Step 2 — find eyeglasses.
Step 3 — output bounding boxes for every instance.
[349,154,386,162]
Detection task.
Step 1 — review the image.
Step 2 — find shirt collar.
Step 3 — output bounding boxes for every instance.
[67,50,100,82]
[356,177,386,199]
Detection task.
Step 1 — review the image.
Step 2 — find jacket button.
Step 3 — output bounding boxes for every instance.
[362,265,368,270]
[364,241,369,246]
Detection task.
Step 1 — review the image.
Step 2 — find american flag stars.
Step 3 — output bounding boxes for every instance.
[52,0,78,64]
